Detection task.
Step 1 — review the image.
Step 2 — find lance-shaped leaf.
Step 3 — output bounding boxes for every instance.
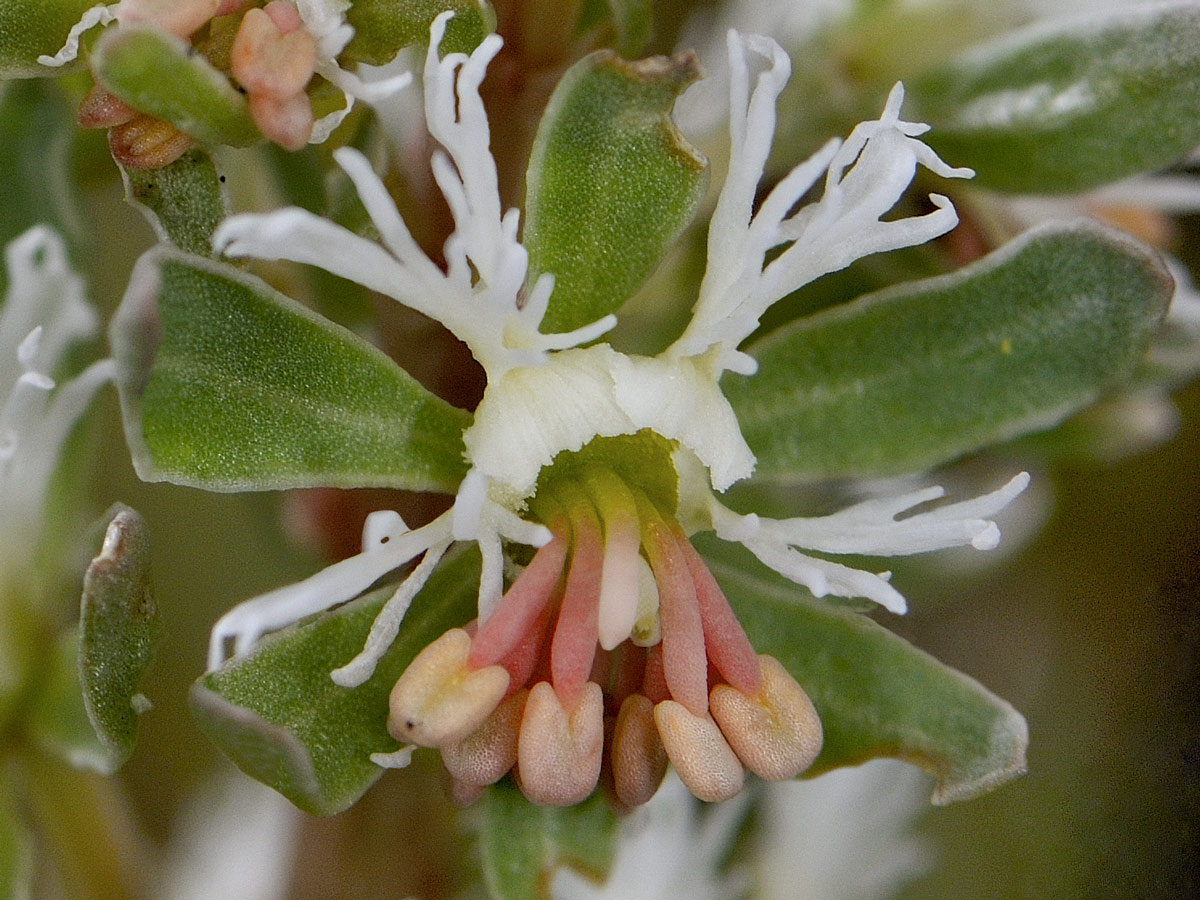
[524,49,707,334]
[345,0,496,64]
[477,780,616,900]
[121,148,228,257]
[110,247,471,492]
[26,506,158,775]
[190,549,479,816]
[78,505,158,770]
[0,0,95,77]
[910,4,1200,193]
[698,535,1027,804]
[91,25,259,148]
[728,222,1172,483]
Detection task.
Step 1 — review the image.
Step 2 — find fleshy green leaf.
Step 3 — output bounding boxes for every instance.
[344,0,496,64]
[25,506,158,775]
[911,4,1200,193]
[78,505,158,770]
[729,222,1172,482]
[0,0,94,77]
[190,548,479,816]
[0,793,32,900]
[524,49,707,333]
[121,147,229,257]
[0,79,82,267]
[110,246,471,492]
[91,25,259,147]
[699,535,1027,804]
[478,780,617,900]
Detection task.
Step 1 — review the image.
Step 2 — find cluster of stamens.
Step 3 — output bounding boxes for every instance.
[387,462,823,808]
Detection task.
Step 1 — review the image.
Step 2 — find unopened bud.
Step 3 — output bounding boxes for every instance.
[710,655,822,781]
[653,699,743,802]
[611,694,668,808]
[248,92,314,151]
[388,628,510,749]
[78,85,136,129]
[108,114,193,169]
[517,681,603,806]
[231,7,317,98]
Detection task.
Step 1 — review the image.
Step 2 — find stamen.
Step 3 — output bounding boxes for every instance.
[517,681,604,806]
[467,522,568,670]
[639,497,708,717]
[582,468,643,651]
[549,488,603,706]
[677,534,761,695]
[653,700,743,803]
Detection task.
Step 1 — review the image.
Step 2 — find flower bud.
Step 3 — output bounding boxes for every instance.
[611,694,668,808]
[442,689,527,787]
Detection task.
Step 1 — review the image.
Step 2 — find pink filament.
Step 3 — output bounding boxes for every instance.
[468,527,568,670]
[678,535,762,695]
[644,519,708,716]
[551,509,604,707]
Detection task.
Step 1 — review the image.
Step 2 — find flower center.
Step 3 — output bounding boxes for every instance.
[386,435,823,808]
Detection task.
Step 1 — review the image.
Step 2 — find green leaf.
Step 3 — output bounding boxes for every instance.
[524,50,707,333]
[190,548,479,816]
[728,222,1172,482]
[78,504,158,771]
[0,0,95,77]
[121,147,229,257]
[110,246,471,492]
[911,4,1200,193]
[478,780,617,900]
[0,793,32,900]
[0,79,83,269]
[91,25,259,147]
[344,0,496,64]
[699,535,1027,804]
[25,507,158,775]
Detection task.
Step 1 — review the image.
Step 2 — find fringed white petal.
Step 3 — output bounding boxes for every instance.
[207,510,455,670]
[331,537,452,687]
[36,3,118,67]
[704,473,1028,613]
[759,472,1031,556]
[673,37,973,367]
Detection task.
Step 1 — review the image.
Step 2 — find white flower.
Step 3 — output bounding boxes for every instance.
[0,227,113,580]
[208,13,1027,804]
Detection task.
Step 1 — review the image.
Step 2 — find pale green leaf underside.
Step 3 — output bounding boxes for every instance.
[190,549,479,816]
[121,148,228,257]
[345,0,496,64]
[699,535,1027,804]
[912,4,1200,193]
[525,49,707,333]
[78,505,158,771]
[91,25,259,147]
[0,0,94,77]
[478,781,616,900]
[729,222,1172,482]
[110,247,471,492]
